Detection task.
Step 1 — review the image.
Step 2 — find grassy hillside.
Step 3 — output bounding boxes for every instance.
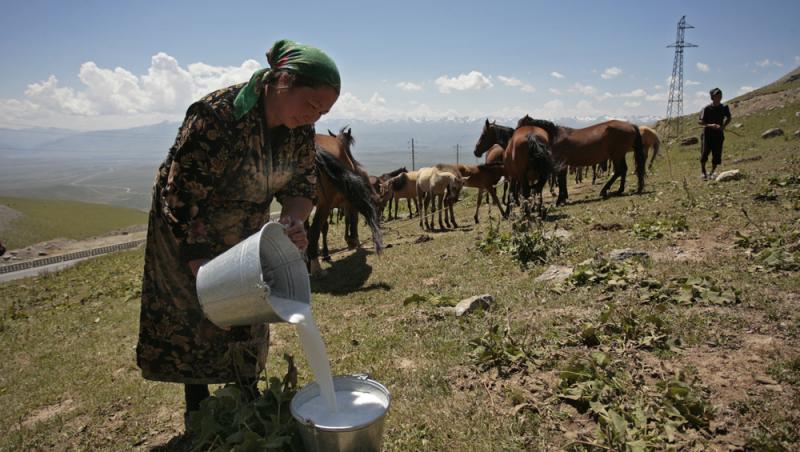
[0,196,147,249]
[0,96,798,450]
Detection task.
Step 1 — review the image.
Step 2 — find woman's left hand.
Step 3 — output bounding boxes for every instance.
[279,216,308,251]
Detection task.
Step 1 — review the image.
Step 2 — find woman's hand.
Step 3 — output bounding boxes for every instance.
[279,216,308,251]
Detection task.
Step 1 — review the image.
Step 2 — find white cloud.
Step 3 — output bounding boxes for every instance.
[755,59,783,68]
[620,88,647,98]
[2,53,262,129]
[738,86,755,95]
[498,75,535,93]
[435,71,493,93]
[653,84,663,90]
[396,81,422,91]
[497,75,522,87]
[624,101,641,108]
[568,82,597,96]
[576,100,596,113]
[550,71,565,79]
[685,79,700,86]
[543,99,564,110]
[645,92,668,102]
[601,67,622,79]
[548,88,562,95]
[696,62,710,73]
[596,92,613,101]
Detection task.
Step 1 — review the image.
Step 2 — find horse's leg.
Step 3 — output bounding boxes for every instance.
[307,205,329,276]
[321,216,331,261]
[556,169,568,206]
[474,188,483,223]
[449,191,459,229]
[600,161,621,198]
[616,158,628,195]
[488,186,504,219]
[521,177,532,217]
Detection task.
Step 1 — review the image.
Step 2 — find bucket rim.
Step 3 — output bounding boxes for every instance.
[290,374,391,432]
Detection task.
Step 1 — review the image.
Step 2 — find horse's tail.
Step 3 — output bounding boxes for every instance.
[527,134,556,192]
[649,129,661,172]
[315,149,383,254]
[632,124,645,193]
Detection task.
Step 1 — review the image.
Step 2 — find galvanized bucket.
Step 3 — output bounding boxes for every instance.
[195,222,310,328]
[291,374,391,452]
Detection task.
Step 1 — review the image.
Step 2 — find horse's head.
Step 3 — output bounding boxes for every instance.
[474,119,496,157]
[446,175,465,203]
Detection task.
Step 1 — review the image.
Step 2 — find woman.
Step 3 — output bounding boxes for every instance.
[136,39,340,423]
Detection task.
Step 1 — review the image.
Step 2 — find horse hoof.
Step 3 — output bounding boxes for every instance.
[322,255,332,262]
[309,260,326,277]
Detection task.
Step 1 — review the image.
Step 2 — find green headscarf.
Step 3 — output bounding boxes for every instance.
[233,39,341,120]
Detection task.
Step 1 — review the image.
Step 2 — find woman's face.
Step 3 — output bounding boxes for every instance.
[276,83,339,129]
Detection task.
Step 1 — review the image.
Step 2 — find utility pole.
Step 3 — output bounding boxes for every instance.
[411,138,415,170]
[456,144,459,165]
[665,15,698,143]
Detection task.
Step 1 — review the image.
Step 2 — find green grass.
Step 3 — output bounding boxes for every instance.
[0,196,147,249]
[0,99,798,450]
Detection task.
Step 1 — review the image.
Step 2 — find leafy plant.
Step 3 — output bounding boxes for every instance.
[735,225,800,272]
[469,322,531,376]
[642,277,740,306]
[631,216,689,240]
[188,354,301,451]
[578,304,678,351]
[566,258,642,290]
[477,213,563,269]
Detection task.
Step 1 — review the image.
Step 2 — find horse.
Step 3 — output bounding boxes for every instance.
[459,157,506,223]
[474,119,514,204]
[416,166,464,231]
[639,125,661,172]
[516,117,645,204]
[501,116,557,216]
[371,167,407,220]
[387,171,419,219]
[308,127,383,276]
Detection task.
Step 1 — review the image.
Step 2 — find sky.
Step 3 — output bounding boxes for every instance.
[1,0,798,130]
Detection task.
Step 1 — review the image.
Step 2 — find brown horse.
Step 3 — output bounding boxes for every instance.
[309,127,383,275]
[515,118,645,204]
[460,158,505,223]
[639,125,661,171]
[502,116,556,215]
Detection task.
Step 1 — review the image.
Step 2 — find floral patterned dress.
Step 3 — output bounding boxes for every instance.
[136,82,316,384]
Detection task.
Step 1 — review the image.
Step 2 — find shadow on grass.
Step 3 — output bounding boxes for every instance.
[311,248,392,295]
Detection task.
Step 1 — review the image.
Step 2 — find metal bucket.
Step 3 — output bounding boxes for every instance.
[291,374,391,452]
[196,222,310,327]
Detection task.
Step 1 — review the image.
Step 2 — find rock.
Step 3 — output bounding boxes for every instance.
[796,111,800,118]
[761,128,784,139]
[413,235,432,244]
[535,265,574,283]
[732,155,762,164]
[37,251,48,256]
[590,223,624,231]
[608,248,650,261]
[680,136,699,146]
[715,169,743,182]
[732,123,743,129]
[754,375,779,385]
[779,119,787,124]
[794,129,800,139]
[452,294,494,316]
[544,229,572,240]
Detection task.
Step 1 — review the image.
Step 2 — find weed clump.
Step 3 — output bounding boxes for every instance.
[632,215,689,240]
[477,213,563,269]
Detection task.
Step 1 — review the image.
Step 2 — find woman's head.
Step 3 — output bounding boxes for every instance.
[233,39,340,127]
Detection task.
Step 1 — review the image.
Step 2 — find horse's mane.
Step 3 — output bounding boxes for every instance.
[516,115,562,140]
[335,126,362,167]
[382,167,407,179]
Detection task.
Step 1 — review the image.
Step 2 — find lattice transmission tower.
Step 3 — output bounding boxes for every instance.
[665,15,697,141]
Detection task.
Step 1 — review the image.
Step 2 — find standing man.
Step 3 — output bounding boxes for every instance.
[698,87,732,180]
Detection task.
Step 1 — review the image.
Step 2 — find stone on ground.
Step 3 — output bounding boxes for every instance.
[761,128,784,139]
[715,169,743,182]
[680,136,699,146]
[535,265,573,283]
[451,294,494,316]
[608,248,650,261]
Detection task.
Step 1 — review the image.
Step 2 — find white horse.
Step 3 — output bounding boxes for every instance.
[416,166,464,231]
